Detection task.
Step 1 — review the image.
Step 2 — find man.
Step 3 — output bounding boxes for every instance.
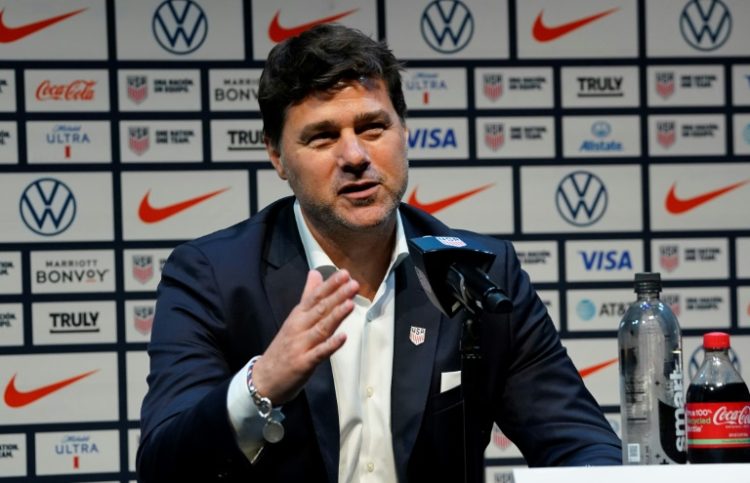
[137,24,621,482]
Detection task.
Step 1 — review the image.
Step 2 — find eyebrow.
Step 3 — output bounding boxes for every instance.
[297,109,393,142]
[354,109,393,126]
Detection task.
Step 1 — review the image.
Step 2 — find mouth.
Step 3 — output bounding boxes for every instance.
[338,181,379,199]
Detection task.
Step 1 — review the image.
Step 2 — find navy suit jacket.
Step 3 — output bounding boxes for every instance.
[137,197,621,482]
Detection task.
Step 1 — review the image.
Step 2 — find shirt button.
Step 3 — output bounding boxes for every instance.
[366,386,374,397]
[367,462,375,472]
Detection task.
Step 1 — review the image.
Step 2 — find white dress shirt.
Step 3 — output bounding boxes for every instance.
[227,201,408,482]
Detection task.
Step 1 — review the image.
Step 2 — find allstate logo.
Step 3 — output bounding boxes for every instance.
[555,171,608,227]
[576,299,597,321]
[679,0,731,51]
[591,121,611,138]
[153,0,208,55]
[421,0,474,54]
[19,178,77,236]
[688,345,740,380]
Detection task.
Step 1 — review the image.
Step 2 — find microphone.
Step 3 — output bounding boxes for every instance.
[408,235,513,317]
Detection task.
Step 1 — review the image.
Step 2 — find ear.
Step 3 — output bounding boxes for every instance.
[265,136,287,180]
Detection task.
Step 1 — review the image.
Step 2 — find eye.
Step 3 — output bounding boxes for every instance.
[358,123,386,138]
[307,131,337,148]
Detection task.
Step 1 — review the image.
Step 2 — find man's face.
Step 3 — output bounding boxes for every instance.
[267,78,408,236]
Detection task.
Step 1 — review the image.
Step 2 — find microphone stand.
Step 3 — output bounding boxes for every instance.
[446,264,512,483]
[461,310,486,483]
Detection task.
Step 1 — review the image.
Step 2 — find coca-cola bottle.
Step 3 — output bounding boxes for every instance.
[618,272,686,464]
[686,332,750,463]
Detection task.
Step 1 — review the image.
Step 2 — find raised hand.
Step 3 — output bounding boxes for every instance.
[250,269,359,404]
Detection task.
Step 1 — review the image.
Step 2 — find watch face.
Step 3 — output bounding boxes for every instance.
[263,420,285,443]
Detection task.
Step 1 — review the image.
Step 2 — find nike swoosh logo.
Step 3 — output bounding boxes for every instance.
[138,188,230,224]
[532,8,619,43]
[0,8,87,43]
[268,8,358,43]
[407,184,494,215]
[665,179,750,215]
[4,370,98,408]
[579,358,618,378]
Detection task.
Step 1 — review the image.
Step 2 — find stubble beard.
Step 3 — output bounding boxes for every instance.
[289,165,408,237]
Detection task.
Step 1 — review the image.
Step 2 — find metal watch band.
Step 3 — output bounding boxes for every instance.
[246,355,285,443]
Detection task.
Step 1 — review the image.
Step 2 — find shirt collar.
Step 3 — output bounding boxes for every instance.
[293,200,409,281]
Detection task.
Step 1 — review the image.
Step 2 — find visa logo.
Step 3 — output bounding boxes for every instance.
[408,128,457,149]
[579,250,633,271]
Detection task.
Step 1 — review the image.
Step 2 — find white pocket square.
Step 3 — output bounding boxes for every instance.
[440,370,461,393]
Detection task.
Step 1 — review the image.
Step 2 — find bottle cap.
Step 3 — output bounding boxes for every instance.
[633,272,661,293]
[703,332,730,350]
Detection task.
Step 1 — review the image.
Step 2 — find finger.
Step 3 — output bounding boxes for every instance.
[300,269,324,302]
[310,332,347,363]
[313,278,359,328]
[308,295,355,343]
[299,269,351,311]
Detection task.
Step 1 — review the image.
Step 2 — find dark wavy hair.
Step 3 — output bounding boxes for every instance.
[258,24,406,150]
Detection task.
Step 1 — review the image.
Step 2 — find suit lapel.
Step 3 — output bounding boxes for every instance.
[261,201,452,481]
[390,204,456,479]
[390,258,443,480]
[263,202,340,483]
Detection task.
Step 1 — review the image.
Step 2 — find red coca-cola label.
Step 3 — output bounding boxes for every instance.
[686,402,750,449]
[35,80,96,101]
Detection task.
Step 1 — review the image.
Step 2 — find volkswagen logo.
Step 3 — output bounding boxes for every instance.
[556,171,608,227]
[152,0,208,55]
[420,0,474,54]
[591,121,612,138]
[19,178,77,236]
[679,0,731,51]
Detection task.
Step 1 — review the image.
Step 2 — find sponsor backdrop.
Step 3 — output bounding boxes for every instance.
[0,0,748,480]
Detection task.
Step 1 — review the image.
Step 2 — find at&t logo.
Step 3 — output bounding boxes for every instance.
[152,0,208,55]
[19,178,77,236]
[680,0,731,51]
[555,171,608,227]
[576,299,597,321]
[421,0,474,54]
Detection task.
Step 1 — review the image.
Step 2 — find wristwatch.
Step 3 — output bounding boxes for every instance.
[246,355,285,443]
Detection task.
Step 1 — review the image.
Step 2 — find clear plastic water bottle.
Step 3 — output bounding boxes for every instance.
[618,272,686,464]
[686,332,750,463]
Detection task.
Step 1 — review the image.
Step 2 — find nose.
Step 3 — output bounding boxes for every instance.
[337,130,369,172]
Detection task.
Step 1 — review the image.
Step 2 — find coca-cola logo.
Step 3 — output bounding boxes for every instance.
[36,80,96,101]
[713,405,750,426]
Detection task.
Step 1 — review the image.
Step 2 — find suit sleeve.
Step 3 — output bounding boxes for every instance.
[490,240,622,466]
[136,243,254,481]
